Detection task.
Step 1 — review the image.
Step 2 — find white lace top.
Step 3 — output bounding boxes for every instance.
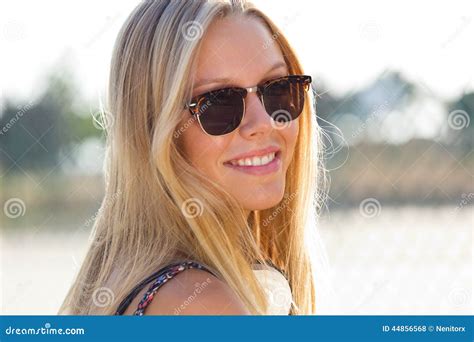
[252,263,293,315]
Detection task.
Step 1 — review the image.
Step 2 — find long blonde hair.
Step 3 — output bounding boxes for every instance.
[59,0,326,315]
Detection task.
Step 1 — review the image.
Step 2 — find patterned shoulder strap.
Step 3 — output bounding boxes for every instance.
[115,260,217,316]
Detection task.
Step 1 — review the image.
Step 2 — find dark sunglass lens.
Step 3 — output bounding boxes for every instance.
[264,77,307,122]
[198,89,244,136]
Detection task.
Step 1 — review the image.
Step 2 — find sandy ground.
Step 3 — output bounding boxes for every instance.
[1,205,472,315]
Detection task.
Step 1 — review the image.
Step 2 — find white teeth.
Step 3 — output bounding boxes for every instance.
[229,152,276,167]
[252,156,261,166]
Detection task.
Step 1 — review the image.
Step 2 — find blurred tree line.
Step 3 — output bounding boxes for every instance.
[316,71,473,151]
[448,92,474,150]
[0,69,101,172]
[314,71,473,205]
[0,67,472,206]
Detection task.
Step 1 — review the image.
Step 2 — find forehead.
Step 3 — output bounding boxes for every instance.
[193,15,287,86]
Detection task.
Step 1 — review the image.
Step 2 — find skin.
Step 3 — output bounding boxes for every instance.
[179,15,299,215]
[123,269,249,315]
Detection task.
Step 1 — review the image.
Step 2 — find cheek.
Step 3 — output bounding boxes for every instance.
[179,119,229,175]
[282,120,299,167]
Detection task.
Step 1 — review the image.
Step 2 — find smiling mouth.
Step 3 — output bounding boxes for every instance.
[225,151,279,167]
[223,151,282,176]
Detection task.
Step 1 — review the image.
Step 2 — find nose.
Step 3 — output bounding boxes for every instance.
[238,92,273,139]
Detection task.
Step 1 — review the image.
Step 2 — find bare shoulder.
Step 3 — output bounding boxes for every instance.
[144,268,250,315]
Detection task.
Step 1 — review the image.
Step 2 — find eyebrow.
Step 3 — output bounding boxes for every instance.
[193,61,288,90]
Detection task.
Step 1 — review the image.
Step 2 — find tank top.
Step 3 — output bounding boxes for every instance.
[115,260,292,315]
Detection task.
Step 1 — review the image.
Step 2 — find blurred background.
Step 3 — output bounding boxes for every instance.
[1,0,472,314]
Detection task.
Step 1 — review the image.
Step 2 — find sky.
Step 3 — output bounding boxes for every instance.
[1,0,473,104]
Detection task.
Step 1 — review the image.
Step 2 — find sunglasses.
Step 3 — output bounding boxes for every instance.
[186,75,312,136]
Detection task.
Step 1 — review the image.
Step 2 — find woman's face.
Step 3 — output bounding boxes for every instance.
[179,15,299,212]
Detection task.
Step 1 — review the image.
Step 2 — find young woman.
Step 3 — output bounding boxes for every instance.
[60,0,326,315]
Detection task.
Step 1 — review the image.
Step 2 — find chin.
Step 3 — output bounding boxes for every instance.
[239,185,286,211]
[244,202,280,211]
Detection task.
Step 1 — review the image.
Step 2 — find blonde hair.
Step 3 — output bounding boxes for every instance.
[59,0,326,315]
